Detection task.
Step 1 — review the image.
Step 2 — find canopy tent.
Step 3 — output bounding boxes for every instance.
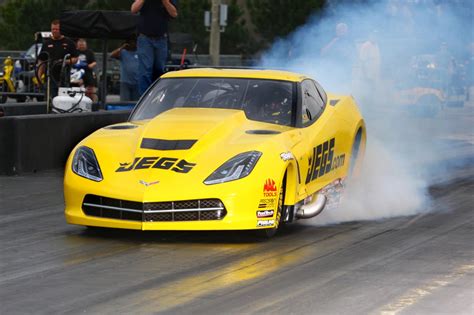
[60,10,138,108]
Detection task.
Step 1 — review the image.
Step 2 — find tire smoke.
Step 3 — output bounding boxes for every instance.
[258,0,473,223]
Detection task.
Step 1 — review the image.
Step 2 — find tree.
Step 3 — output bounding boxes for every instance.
[0,0,326,55]
[170,0,210,54]
[221,0,255,55]
[171,0,253,55]
[84,0,131,11]
[246,0,325,49]
[0,0,85,50]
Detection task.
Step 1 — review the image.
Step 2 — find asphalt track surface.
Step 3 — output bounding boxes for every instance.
[1,109,473,314]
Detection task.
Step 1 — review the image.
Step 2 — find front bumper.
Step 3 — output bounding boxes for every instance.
[64,177,280,231]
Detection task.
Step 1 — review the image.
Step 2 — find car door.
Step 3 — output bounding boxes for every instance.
[298,79,341,196]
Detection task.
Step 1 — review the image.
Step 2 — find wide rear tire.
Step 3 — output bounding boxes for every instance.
[349,129,364,178]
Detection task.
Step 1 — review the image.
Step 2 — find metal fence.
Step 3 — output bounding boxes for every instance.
[1,50,254,104]
[0,56,45,103]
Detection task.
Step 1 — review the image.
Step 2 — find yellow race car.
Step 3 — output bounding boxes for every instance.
[64,68,366,237]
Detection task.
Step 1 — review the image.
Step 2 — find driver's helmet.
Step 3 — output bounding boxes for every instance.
[261,88,291,124]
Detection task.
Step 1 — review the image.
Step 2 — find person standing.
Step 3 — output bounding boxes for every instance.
[75,38,97,101]
[435,42,455,92]
[38,19,78,97]
[358,30,382,109]
[320,22,355,92]
[111,39,139,102]
[359,31,381,88]
[131,0,178,95]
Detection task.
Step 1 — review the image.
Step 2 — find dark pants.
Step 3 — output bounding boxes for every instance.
[137,34,168,95]
[120,82,139,102]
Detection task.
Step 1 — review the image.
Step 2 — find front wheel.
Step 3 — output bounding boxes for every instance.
[254,178,286,239]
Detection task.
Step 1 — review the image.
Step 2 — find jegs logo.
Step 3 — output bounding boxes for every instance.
[263,179,277,197]
[305,138,345,184]
[116,157,196,174]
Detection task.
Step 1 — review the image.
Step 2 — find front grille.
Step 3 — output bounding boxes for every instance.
[82,195,226,222]
[144,212,173,222]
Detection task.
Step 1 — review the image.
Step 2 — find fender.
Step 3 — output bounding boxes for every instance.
[279,154,299,206]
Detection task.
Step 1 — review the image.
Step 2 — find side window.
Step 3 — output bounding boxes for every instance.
[301,80,324,126]
[313,80,327,106]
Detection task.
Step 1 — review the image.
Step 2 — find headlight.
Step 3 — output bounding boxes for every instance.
[204,151,262,185]
[72,146,103,182]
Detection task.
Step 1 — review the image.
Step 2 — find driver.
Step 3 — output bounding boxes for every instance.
[261,89,292,125]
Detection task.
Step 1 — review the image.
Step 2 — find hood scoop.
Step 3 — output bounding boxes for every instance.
[141,138,197,151]
[105,124,138,130]
[246,130,281,135]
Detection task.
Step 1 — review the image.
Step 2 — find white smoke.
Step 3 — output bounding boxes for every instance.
[316,139,429,224]
[258,0,473,224]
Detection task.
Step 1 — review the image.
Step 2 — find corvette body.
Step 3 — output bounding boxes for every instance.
[64,69,366,236]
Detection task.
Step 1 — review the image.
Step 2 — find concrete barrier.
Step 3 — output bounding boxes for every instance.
[0,102,47,117]
[0,110,130,175]
[0,117,15,175]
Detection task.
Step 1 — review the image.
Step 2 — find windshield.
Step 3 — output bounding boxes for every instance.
[131,78,295,126]
[24,44,42,60]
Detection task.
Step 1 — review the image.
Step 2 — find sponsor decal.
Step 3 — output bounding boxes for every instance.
[305,138,345,184]
[116,157,196,174]
[280,151,294,161]
[258,198,276,209]
[138,180,160,187]
[257,210,274,218]
[263,178,277,197]
[257,219,275,227]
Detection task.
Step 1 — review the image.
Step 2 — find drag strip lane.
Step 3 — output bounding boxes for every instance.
[163,178,474,315]
[0,172,473,314]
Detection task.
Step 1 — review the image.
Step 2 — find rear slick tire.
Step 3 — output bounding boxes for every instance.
[349,129,364,178]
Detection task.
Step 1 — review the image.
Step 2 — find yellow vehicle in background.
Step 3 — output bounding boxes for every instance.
[0,57,15,103]
[396,54,467,117]
[64,68,366,238]
[0,56,37,103]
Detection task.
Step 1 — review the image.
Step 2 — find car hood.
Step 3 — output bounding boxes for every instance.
[138,107,254,144]
[78,108,293,186]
